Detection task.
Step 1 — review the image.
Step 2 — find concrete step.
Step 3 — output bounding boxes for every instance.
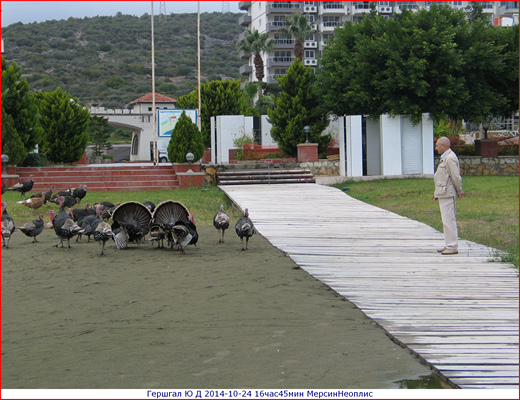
[217,169,315,185]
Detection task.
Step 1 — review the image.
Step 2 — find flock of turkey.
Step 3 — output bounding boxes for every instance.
[2,178,255,256]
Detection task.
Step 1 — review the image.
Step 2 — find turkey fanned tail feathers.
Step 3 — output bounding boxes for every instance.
[111,202,151,249]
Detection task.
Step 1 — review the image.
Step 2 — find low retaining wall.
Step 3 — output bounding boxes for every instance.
[436,156,518,176]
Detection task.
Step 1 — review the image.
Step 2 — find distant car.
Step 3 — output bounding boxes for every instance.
[158,150,169,163]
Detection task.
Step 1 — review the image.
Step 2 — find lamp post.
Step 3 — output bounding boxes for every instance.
[186,152,194,173]
[482,120,490,139]
[1,154,9,176]
[304,126,311,143]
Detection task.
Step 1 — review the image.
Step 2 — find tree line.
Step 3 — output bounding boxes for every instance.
[2,5,518,165]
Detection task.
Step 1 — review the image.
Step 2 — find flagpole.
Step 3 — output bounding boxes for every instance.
[151,1,157,165]
[197,1,201,130]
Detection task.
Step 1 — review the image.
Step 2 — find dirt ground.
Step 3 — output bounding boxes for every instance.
[2,225,439,389]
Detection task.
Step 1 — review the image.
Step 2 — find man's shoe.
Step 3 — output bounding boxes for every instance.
[437,247,446,253]
[441,249,458,255]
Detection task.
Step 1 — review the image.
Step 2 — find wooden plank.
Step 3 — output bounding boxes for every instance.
[221,184,519,389]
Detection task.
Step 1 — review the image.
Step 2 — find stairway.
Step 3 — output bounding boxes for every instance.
[217,168,315,185]
[15,165,180,191]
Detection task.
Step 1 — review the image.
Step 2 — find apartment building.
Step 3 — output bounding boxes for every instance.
[238,1,519,84]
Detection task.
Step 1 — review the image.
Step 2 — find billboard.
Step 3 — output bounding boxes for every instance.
[157,109,198,137]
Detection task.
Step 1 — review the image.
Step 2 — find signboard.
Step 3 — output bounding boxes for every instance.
[157,109,198,137]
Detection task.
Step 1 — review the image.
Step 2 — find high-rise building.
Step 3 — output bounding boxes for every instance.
[238,1,518,84]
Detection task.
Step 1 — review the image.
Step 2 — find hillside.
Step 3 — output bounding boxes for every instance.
[1,12,244,109]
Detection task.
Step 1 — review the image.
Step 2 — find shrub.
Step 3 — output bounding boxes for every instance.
[23,153,48,167]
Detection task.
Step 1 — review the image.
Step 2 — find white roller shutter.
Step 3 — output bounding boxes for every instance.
[401,117,423,175]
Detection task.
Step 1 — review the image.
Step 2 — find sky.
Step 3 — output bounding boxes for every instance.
[1,1,240,27]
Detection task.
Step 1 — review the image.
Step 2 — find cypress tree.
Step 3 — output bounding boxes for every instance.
[167,111,205,163]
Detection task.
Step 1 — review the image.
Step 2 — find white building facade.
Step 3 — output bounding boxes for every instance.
[238,1,519,84]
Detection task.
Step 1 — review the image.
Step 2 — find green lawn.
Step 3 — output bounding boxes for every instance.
[332,175,519,266]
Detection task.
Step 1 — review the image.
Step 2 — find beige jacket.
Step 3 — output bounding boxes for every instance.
[434,149,463,198]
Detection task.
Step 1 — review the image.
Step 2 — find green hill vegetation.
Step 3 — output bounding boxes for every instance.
[1,12,244,109]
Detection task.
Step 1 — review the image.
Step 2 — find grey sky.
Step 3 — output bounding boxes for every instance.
[1,1,240,27]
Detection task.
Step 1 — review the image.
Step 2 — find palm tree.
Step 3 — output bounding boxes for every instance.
[278,13,316,61]
[236,29,276,82]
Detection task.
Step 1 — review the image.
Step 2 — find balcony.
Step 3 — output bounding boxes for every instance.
[319,21,342,32]
[267,74,286,84]
[304,40,318,49]
[240,64,253,76]
[267,56,294,68]
[238,50,250,60]
[238,1,251,11]
[266,2,302,14]
[239,15,251,26]
[274,38,296,49]
[267,21,287,32]
[319,4,346,14]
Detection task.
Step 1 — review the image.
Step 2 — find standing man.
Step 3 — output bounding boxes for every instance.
[432,136,464,255]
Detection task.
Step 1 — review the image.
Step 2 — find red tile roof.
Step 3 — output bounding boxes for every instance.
[129,93,177,104]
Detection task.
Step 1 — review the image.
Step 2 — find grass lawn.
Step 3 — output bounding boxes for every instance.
[332,175,519,266]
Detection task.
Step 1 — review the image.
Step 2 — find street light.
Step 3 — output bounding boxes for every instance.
[186,152,194,173]
[482,120,491,139]
[1,154,9,176]
[304,126,311,143]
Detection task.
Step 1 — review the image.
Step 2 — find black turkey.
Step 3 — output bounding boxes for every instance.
[235,208,255,251]
[51,186,72,200]
[69,203,96,222]
[49,197,85,249]
[76,213,100,242]
[18,214,45,243]
[2,202,15,248]
[152,200,190,248]
[111,201,152,249]
[94,201,119,221]
[7,176,34,196]
[50,195,80,208]
[72,185,88,202]
[142,201,156,213]
[213,205,230,243]
[186,214,198,246]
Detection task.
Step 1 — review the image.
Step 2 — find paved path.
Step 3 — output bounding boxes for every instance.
[221,183,519,390]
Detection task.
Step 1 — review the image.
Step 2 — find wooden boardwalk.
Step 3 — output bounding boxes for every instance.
[221,183,519,390]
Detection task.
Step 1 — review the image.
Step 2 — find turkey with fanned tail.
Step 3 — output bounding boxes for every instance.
[235,208,255,251]
[111,201,152,249]
[151,200,190,249]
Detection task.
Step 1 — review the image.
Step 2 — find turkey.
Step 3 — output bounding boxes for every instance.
[50,195,80,208]
[111,201,152,249]
[89,206,114,256]
[50,186,72,202]
[17,192,46,210]
[213,205,230,243]
[235,208,255,251]
[69,203,96,222]
[17,214,45,243]
[72,185,88,202]
[170,220,193,255]
[48,196,84,249]
[29,185,55,204]
[186,214,198,247]
[142,201,156,213]
[151,200,190,248]
[75,213,100,242]
[7,176,34,196]
[2,202,15,248]
[93,201,119,221]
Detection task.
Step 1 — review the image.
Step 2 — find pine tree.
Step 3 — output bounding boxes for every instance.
[35,88,90,163]
[167,111,205,163]
[1,108,26,165]
[267,59,330,157]
[89,116,113,156]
